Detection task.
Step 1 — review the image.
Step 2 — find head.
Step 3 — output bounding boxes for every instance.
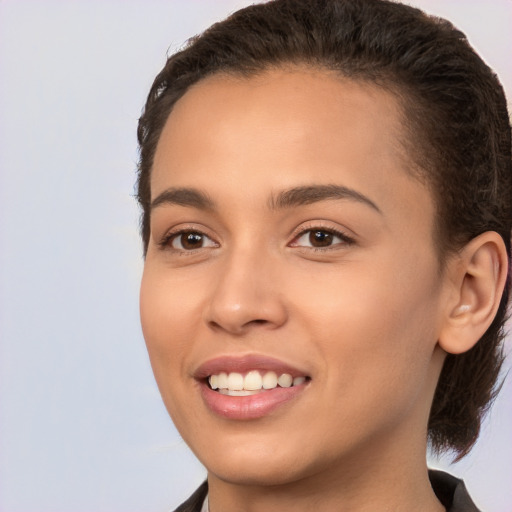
[137,0,511,468]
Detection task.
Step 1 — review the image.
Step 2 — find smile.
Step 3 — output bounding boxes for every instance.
[209,370,307,396]
[196,355,311,419]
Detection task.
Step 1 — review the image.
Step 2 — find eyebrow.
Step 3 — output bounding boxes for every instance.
[269,184,381,213]
[150,184,381,214]
[150,187,215,211]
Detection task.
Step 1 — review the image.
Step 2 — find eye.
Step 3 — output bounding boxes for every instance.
[290,228,353,249]
[167,230,218,251]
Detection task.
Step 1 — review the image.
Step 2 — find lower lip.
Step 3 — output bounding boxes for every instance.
[199,382,307,420]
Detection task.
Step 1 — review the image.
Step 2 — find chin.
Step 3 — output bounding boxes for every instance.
[195,429,339,489]
[206,456,312,487]
[188,431,301,484]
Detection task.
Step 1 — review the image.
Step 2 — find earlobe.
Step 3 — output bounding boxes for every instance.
[438,232,508,355]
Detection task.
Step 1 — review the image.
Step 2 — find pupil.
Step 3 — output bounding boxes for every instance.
[182,232,202,249]
[310,230,332,247]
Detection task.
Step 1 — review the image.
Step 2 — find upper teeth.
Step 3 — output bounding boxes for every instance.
[209,371,306,393]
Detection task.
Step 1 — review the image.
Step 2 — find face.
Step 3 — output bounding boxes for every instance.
[140,68,449,487]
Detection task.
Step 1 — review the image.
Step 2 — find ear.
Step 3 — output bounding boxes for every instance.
[438,232,509,355]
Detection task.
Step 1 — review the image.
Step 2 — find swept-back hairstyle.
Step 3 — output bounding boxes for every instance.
[137,0,511,458]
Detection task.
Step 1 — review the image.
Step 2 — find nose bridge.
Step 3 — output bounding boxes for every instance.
[205,241,286,334]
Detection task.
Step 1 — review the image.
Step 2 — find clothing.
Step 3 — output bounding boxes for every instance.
[428,470,481,511]
[173,482,207,512]
[172,470,480,512]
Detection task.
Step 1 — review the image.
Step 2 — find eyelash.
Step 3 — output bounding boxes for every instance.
[158,225,355,253]
[289,226,355,251]
[159,228,218,252]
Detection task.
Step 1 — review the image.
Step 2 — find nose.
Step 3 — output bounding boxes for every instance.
[204,249,288,335]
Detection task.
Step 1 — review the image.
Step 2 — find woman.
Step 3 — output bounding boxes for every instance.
[136,0,511,510]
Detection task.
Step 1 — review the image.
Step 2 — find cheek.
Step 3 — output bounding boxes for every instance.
[139,266,205,429]
[140,265,201,372]
[286,253,441,388]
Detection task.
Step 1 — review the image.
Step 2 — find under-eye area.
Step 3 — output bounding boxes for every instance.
[208,370,310,396]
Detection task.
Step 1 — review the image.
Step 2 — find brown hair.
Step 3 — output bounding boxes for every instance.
[136,0,511,458]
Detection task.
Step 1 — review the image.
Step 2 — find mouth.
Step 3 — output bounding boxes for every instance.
[195,355,311,420]
[208,370,307,396]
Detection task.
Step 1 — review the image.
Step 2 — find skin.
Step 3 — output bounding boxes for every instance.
[140,68,455,511]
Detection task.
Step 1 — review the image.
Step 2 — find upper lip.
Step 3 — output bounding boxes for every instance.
[194,354,310,380]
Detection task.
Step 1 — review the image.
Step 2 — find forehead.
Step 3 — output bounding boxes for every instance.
[153,67,411,183]
[151,67,434,236]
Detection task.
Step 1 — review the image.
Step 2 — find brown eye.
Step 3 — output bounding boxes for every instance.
[290,228,354,250]
[170,231,216,250]
[309,230,334,247]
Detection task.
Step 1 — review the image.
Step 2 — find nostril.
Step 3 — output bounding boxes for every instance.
[207,318,268,333]
[244,319,272,329]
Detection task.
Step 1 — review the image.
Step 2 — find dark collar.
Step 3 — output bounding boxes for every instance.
[173,470,480,512]
[429,469,480,511]
[173,481,208,512]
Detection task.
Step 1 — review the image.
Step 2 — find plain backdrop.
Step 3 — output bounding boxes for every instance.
[0,1,511,511]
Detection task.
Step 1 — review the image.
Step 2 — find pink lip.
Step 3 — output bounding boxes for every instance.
[200,384,306,420]
[194,354,308,379]
[194,355,310,420]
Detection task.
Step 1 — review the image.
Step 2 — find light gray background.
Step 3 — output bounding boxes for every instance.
[0,1,511,511]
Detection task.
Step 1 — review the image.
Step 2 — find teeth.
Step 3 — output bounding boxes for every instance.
[262,371,278,389]
[277,373,293,388]
[208,371,307,393]
[244,370,263,390]
[293,376,306,386]
[227,372,244,391]
[219,389,261,396]
[217,372,228,389]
